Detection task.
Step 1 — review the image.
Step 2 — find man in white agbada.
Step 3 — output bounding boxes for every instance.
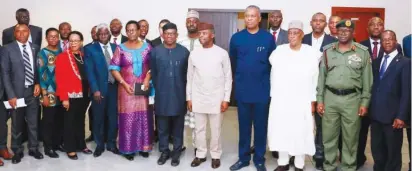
[268,20,320,171]
[186,22,232,169]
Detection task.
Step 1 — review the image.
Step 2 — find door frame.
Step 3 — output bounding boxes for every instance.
[331,7,385,21]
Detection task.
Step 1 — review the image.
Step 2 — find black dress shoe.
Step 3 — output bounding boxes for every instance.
[29,150,44,159]
[45,149,59,158]
[171,157,180,166]
[289,156,295,167]
[123,154,135,161]
[271,151,279,158]
[82,148,93,155]
[93,148,104,157]
[107,148,120,155]
[274,165,289,171]
[11,153,22,164]
[139,152,149,158]
[67,153,78,160]
[157,152,170,165]
[85,135,94,142]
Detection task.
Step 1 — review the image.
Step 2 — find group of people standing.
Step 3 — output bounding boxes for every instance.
[0,5,410,171]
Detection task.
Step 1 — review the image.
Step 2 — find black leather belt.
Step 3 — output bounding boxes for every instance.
[326,86,357,96]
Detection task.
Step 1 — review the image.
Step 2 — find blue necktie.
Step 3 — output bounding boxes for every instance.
[379,54,389,80]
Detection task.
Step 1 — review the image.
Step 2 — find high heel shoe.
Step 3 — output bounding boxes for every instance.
[67,153,78,160]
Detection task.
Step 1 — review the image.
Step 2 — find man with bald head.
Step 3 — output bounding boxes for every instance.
[268,10,288,45]
[1,24,43,164]
[110,18,128,45]
[58,22,71,51]
[328,16,341,38]
[369,30,410,171]
[229,5,276,171]
[358,17,403,169]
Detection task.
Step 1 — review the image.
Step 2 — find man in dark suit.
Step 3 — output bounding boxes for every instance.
[58,22,72,51]
[268,10,288,46]
[302,12,337,170]
[138,19,152,46]
[2,8,43,144]
[1,24,43,164]
[85,23,119,157]
[152,19,170,47]
[370,30,411,171]
[83,25,98,143]
[110,18,128,45]
[358,17,403,169]
[2,8,42,47]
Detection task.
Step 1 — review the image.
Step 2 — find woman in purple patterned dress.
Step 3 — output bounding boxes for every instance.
[109,20,153,161]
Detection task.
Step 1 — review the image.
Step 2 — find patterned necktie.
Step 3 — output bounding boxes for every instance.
[63,40,68,51]
[113,38,118,45]
[22,44,34,85]
[372,41,379,59]
[379,54,390,80]
[273,31,277,43]
[103,45,115,83]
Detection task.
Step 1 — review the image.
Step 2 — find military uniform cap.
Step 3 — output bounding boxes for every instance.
[336,19,355,29]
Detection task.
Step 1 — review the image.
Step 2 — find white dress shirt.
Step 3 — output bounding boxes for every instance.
[380,50,398,71]
[17,41,34,86]
[110,34,123,45]
[99,42,114,59]
[370,38,381,54]
[270,28,280,41]
[311,33,325,51]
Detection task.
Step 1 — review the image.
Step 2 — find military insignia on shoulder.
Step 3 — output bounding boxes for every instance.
[353,42,368,51]
[322,43,334,52]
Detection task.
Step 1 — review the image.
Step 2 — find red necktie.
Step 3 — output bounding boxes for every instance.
[113,38,118,45]
[372,41,379,59]
[273,31,277,43]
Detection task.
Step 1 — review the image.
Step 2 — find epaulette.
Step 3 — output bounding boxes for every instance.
[322,43,334,52]
[353,42,368,51]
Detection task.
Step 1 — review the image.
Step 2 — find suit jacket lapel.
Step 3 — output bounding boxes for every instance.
[382,54,401,80]
[110,43,116,53]
[365,39,373,56]
[12,41,24,65]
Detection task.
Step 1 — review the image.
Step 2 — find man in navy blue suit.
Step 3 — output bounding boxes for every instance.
[302,12,338,171]
[228,5,276,171]
[402,33,411,171]
[370,30,411,171]
[84,23,119,157]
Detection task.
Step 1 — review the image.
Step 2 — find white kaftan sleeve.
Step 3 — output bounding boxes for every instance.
[222,51,233,102]
[186,54,194,101]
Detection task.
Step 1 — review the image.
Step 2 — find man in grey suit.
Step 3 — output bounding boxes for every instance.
[1,24,43,164]
[2,8,42,47]
[268,10,288,46]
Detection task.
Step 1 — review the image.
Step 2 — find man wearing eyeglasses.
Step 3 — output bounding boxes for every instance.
[316,19,373,171]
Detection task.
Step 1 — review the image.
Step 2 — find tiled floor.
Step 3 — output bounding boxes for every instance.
[2,107,410,171]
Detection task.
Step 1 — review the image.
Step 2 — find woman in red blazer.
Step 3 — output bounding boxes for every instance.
[55,31,93,160]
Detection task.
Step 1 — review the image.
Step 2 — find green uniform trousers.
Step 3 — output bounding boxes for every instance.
[322,90,361,171]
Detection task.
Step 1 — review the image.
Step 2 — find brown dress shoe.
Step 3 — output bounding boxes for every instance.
[211,159,221,169]
[0,149,13,160]
[0,159,3,166]
[190,157,206,167]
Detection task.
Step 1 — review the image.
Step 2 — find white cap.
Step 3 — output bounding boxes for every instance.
[187,10,199,19]
[288,20,303,31]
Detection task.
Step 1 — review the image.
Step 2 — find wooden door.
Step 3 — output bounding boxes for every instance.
[332,7,385,42]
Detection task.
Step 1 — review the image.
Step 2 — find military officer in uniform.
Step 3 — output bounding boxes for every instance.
[316,19,373,171]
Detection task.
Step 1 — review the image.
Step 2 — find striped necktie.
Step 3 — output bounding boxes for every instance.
[22,44,34,85]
